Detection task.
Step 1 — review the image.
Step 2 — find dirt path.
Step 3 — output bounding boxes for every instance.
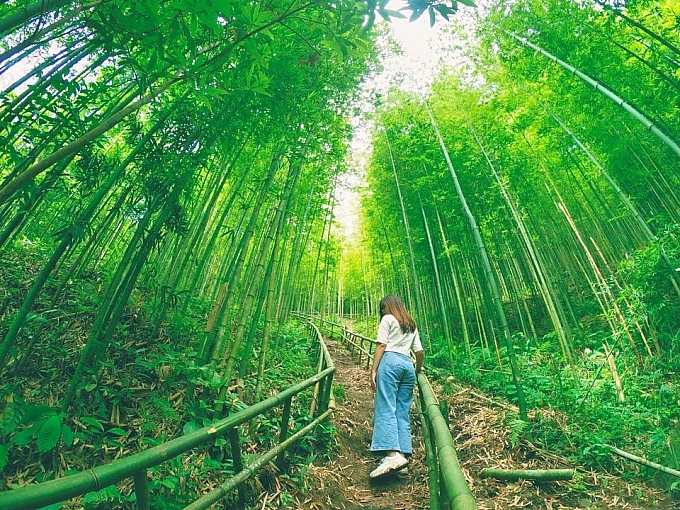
[302,336,430,510]
[297,337,672,510]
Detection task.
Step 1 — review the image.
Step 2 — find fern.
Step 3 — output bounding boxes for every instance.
[1,396,22,435]
[509,418,528,448]
[82,485,122,504]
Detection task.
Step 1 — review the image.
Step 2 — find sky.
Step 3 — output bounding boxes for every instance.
[334,9,457,240]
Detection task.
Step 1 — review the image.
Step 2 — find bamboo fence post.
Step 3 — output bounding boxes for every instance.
[229,428,246,507]
[418,391,443,510]
[133,470,150,510]
[277,397,292,468]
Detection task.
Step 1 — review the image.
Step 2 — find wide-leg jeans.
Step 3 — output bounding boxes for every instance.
[370,351,416,454]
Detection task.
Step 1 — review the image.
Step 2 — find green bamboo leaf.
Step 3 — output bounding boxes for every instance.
[433,4,456,20]
[183,420,202,435]
[377,8,406,21]
[161,476,178,489]
[409,7,427,22]
[37,415,62,453]
[82,485,122,504]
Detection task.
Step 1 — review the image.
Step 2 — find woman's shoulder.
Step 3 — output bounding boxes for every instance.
[380,314,400,328]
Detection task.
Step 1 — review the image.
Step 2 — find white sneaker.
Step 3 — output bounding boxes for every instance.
[369,453,408,478]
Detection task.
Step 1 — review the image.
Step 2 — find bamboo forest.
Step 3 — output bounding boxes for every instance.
[1,0,679,508]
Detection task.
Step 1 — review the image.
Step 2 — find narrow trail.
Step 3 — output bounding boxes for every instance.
[303,336,430,509]
[300,337,672,510]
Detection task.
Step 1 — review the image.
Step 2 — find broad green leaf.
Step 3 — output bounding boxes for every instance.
[195,92,214,114]
[409,7,427,22]
[107,427,128,437]
[161,476,178,489]
[61,425,74,447]
[37,415,62,453]
[12,427,35,446]
[433,4,456,20]
[203,459,222,469]
[20,405,53,424]
[197,8,220,30]
[204,88,229,99]
[183,420,202,435]
[80,417,104,433]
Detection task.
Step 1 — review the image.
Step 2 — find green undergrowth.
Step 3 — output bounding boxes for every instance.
[319,306,680,497]
[0,289,337,510]
[429,335,680,496]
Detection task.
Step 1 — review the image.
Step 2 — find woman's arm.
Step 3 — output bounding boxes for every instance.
[370,342,387,390]
[414,349,424,373]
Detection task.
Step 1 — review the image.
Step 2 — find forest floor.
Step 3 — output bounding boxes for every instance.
[287,336,677,510]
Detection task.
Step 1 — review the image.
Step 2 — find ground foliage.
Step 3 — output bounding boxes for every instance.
[0,254,329,508]
[430,330,680,500]
[346,312,680,505]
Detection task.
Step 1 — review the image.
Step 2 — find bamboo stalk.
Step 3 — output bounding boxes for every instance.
[133,470,150,510]
[605,445,680,477]
[603,342,625,403]
[480,468,575,481]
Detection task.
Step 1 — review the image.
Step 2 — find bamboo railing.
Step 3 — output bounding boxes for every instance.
[306,313,478,510]
[0,322,335,510]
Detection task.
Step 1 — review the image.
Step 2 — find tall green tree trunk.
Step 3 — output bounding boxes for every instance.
[505,30,680,158]
[424,100,528,420]
[208,151,282,366]
[419,196,454,368]
[384,131,427,340]
[532,94,680,295]
[215,159,300,408]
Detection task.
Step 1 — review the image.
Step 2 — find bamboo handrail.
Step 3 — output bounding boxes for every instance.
[0,322,335,510]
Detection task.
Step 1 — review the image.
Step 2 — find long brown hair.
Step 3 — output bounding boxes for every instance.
[379,294,416,333]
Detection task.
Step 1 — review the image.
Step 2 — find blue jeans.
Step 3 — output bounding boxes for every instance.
[371,351,416,454]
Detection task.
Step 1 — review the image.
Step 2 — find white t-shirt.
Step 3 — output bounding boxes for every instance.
[377,314,423,356]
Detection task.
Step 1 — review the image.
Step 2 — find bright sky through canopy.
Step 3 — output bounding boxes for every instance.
[335,7,458,240]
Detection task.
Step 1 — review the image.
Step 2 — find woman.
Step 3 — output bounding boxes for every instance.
[369,294,424,478]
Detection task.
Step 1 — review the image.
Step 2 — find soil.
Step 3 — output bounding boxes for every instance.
[274,336,678,510]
